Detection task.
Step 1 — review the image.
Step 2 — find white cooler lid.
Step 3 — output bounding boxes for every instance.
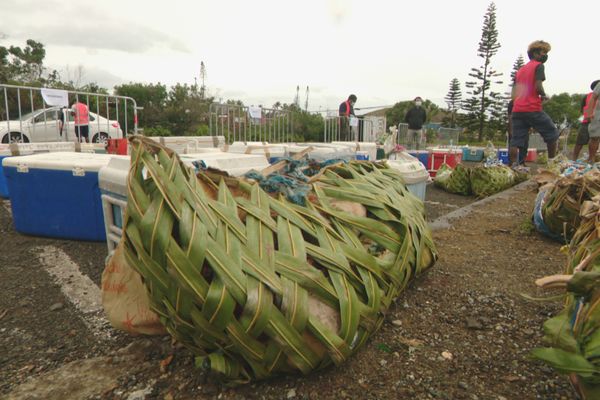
[3,152,125,172]
[181,152,269,176]
[386,152,430,184]
[99,156,131,194]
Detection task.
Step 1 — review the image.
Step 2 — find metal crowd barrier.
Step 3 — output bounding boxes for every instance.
[396,124,462,149]
[323,116,375,142]
[0,84,138,144]
[208,103,292,143]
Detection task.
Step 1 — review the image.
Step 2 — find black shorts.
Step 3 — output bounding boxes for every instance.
[75,125,89,140]
[510,112,558,148]
[575,123,589,146]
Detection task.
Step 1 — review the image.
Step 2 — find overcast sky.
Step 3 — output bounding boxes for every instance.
[1,0,598,114]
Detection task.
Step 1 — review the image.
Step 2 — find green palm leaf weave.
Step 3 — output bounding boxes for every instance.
[122,135,437,382]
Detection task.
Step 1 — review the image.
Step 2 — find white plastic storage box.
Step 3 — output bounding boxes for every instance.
[227,142,288,163]
[3,152,122,241]
[287,144,354,162]
[149,136,225,153]
[304,143,356,161]
[180,152,270,176]
[386,151,430,202]
[331,141,378,162]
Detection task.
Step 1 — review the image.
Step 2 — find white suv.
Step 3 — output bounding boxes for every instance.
[0,107,123,144]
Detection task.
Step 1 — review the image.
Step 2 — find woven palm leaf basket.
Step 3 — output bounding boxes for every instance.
[122,135,437,383]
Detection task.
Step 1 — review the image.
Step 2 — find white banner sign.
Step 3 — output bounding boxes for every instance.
[248,106,262,119]
[41,88,69,107]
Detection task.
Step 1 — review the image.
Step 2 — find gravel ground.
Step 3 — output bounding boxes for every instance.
[0,178,576,400]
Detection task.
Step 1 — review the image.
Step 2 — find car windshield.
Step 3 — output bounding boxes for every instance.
[14,110,39,121]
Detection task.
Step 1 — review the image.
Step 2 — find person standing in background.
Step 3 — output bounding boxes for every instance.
[509,40,558,166]
[572,80,600,160]
[339,94,357,141]
[585,80,600,163]
[71,100,90,143]
[404,97,427,150]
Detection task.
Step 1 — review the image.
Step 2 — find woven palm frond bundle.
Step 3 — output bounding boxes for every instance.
[536,171,600,241]
[122,136,437,383]
[533,197,600,399]
[470,164,515,198]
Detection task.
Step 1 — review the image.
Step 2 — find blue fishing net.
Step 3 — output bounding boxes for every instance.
[243,158,348,205]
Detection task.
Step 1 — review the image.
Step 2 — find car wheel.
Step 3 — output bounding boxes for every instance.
[93,132,110,144]
[1,132,29,144]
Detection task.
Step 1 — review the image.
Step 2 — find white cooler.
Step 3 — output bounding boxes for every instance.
[149,136,225,153]
[331,141,378,162]
[98,151,269,252]
[386,151,430,202]
[181,152,270,176]
[227,142,288,163]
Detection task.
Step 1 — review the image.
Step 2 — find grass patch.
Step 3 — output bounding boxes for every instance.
[519,217,536,234]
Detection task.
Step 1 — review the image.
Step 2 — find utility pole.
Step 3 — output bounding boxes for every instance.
[304,86,309,111]
[200,61,207,100]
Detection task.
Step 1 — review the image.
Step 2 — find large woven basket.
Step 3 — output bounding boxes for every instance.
[122,136,437,382]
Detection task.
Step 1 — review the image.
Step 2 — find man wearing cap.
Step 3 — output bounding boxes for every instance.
[404,97,427,150]
[510,40,558,166]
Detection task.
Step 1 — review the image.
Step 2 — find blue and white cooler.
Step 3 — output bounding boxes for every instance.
[3,152,123,241]
[1,142,78,198]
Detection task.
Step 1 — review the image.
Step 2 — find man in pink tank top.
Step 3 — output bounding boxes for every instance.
[70,100,90,143]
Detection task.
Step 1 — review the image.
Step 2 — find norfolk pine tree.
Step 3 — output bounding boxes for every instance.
[465,2,503,141]
[444,78,462,128]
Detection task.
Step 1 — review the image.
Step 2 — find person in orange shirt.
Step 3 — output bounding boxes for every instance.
[573,80,600,160]
[70,100,90,143]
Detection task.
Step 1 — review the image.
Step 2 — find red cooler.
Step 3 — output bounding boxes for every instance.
[525,148,537,162]
[428,148,463,177]
[106,138,128,155]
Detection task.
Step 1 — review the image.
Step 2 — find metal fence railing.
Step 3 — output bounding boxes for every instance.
[323,116,375,142]
[396,124,462,149]
[0,84,138,144]
[208,103,292,143]
[434,127,462,147]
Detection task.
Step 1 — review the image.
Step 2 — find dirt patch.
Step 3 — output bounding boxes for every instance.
[0,179,576,399]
